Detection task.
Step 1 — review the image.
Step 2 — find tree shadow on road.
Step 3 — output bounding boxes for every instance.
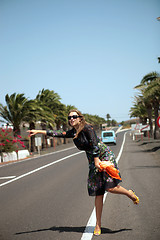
[144,146,160,152]
[15,225,132,235]
[137,140,160,153]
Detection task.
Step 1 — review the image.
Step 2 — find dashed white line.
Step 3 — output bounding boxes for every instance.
[0,176,16,180]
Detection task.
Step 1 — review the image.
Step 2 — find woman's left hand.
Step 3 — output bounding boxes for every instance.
[27,130,46,137]
[94,157,101,170]
[101,161,114,167]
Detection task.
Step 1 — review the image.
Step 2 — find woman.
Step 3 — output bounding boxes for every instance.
[28,109,139,236]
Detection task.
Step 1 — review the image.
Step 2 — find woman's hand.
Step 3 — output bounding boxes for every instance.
[27,130,46,137]
[101,161,114,166]
[94,157,101,170]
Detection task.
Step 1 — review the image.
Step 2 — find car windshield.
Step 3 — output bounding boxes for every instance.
[103,132,113,137]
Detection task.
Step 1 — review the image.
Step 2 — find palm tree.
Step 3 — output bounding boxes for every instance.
[23,99,55,152]
[106,113,111,127]
[135,72,160,138]
[54,103,67,130]
[0,93,31,136]
[130,96,148,124]
[131,95,153,136]
[143,77,160,138]
[36,89,64,147]
[36,88,61,112]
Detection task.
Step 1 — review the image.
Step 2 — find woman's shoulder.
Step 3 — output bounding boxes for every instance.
[66,127,76,135]
[83,123,93,131]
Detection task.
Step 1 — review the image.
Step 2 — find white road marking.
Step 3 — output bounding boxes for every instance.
[0,146,76,168]
[0,151,83,187]
[0,176,16,180]
[81,132,127,240]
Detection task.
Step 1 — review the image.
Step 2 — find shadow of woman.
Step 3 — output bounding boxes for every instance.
[101,227,132,234]
[15,226,86,235]
[15,225,132,235]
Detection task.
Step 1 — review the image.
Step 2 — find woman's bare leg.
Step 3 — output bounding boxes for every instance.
[95,195,103,232]
[107,185,138,201]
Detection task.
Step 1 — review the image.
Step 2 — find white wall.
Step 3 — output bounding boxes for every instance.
[0,150,30,163]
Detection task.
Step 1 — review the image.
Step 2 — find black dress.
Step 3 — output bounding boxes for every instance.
[47,124,122,196]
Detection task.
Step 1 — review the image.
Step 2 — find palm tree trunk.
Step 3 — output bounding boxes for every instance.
[153,102,159,139]
[29,122,36,152]
[13,127,21,137]
[146,107,153,137]
[0,152,3,163]
[141,117,148,137]
[41,123,47,149]
[63,123,67,144]
[56,121,61,130]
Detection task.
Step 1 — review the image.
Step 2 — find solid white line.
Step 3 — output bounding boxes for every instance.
[116,131,126,164]
[0,146,76,168]
[81,132,127,240]
[0,176,16,179]
[0,151,83,187]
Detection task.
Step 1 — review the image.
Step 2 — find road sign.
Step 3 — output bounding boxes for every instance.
[35,137,42,146]
[157,116,160,128]
[141,125,150,131]
[35,137,42,155]
[131,123,142,131]
[131,124,150,131]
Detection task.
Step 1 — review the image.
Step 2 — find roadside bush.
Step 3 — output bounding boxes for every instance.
[0,128,26,162]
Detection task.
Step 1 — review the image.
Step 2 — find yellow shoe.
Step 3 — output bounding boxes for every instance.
[129,189,139,205]
[94,228,101,236]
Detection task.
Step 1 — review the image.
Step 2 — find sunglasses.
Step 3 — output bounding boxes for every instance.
[68,115,81,120]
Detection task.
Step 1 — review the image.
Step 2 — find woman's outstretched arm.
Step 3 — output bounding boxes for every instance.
[27,130,47,136]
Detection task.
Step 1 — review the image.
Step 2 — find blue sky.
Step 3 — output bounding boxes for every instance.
[0,0,160,122]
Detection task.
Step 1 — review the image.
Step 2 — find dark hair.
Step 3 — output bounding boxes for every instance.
[68,109,88,138]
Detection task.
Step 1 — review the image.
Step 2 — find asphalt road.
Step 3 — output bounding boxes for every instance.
[0,130,160,240]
